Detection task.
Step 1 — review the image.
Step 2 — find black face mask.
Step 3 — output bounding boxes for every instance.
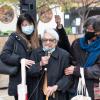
[85,32,96,41]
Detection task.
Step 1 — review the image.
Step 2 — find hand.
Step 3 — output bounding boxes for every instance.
[46,85,58,97]
[40,56,50,66]
[21,58,35,68]
[55,15,61,26]
[64,65,75,75]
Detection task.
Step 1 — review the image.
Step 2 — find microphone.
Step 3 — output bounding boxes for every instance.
[44,50,51,71]
[44,50,48,71]
[45,50,51,57]
[45,50,49,56]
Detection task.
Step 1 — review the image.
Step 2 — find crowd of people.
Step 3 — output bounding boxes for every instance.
[0,13,100,100]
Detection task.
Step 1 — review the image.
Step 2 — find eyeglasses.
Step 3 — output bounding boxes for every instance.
[42,38,56,43]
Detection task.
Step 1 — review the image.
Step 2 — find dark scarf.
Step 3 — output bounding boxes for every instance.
[79,37,100,67]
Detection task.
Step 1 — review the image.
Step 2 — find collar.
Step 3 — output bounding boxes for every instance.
[11,33,29,51]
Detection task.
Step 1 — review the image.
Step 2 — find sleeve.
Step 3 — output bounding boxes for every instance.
[0,35,21,66]
[27,50,42,76]
[73,59,100,80]
[56,26,71,54]
[56,53,73,92]
[70,39,80,66]
[70,39,82,77]
[84,57,100,79]
[27,63,42,76]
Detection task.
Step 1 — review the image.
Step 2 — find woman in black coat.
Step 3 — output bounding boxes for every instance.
[65,16,100,100]
[29,28,72,100]
[0,13,40,100]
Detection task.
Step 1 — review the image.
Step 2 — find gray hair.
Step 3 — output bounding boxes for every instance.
[41,28,59,41]
[93,15,100,32]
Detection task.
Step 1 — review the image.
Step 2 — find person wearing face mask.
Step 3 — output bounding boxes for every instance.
[64,16,100,100]
[29,28,72,100]
[83,16,97,41]
[0,13,40,100]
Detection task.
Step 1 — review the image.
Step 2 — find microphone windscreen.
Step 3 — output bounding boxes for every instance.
[45,51,48,56]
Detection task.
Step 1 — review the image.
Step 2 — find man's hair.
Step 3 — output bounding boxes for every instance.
[42,28,59,41]
[83,16,96,29]
[93,16,100,32]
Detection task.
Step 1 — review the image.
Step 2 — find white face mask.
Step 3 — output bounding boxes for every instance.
[43,47,55,54]
[21,25,34,35]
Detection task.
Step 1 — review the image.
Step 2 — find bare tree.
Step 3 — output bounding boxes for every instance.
[73,0,100,33]
[37,0,100,32]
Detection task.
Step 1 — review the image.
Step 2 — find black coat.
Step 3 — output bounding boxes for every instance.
[70,38,100,100]
[29,47,72,100]
[0,33,39,100]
